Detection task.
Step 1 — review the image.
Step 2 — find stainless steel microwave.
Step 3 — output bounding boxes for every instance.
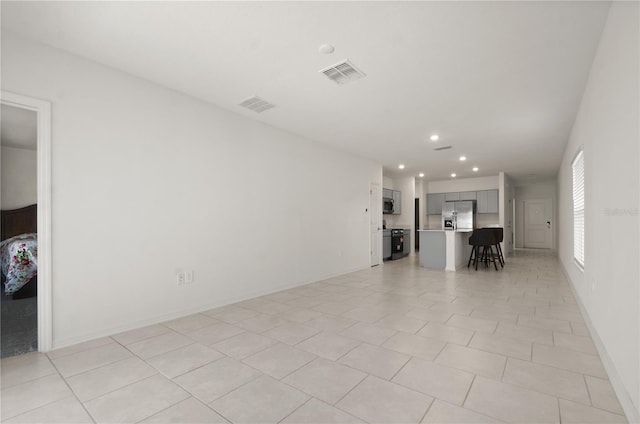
[383,197,394,214]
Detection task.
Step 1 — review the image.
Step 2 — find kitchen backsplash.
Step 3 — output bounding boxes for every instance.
[384,215,412,229]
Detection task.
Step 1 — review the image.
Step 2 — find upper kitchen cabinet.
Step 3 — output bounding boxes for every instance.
[476,189,498,214]
[392,190,401,215]
[428,190,497,214]
[444,192,460,201]
[459,191,477,200]
[382,188,402,215]
[427,193,445,215]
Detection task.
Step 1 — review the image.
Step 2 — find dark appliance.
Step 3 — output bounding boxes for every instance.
[391,229,404,260]
[443,217,455,229]
[383,197,394,214]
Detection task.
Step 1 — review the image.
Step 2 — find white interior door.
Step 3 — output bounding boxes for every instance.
[370,183,381,266]
[524,199,552,249]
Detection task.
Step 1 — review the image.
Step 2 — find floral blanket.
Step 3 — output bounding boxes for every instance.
[0,233,38,295]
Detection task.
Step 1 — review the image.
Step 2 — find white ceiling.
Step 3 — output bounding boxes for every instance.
[1,105,37,150]
[1,1,611,181]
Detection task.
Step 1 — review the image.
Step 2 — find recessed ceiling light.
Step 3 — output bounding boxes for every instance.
[318,44,335,54]
[472,167,479,172]
[430,134,439,141]
[398,164,405,169]
[419,173,424,178]
[459,156,467,161]
[451,173,456,178]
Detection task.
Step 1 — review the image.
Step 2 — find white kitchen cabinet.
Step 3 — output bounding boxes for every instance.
[445,192,460,201]
[429,190,498,214]
[459,191,477,200]
[383,188,393,199]
[476,190,488,213]
[477,189,499,214]
[486,189,499,213]
[392,190,401,215]
[427,193,445,215]
[383,230,391,259]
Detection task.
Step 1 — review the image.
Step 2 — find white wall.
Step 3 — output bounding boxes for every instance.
[514,180,557,249]
[1,146,37,209]
[1,32,382,348]
[558,2,639,421]
[499,172,515,255]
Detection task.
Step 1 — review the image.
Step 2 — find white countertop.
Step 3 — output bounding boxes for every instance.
[419,228,473,233]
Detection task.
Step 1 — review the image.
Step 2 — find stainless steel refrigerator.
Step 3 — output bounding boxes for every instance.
[442,201,475,229]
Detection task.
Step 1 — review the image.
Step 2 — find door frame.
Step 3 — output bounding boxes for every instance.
[523,198,553,249]
[370,182,381,266]
[1,90,53,351]
[512,196,516,250]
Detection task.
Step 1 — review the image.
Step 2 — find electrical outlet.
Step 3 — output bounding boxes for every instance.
[177,272,185,286]
[185,270,194,284]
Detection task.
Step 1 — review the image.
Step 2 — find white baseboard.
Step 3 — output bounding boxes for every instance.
[560,260,640,424]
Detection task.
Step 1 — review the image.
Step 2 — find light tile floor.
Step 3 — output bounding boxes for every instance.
[0,250,629,423]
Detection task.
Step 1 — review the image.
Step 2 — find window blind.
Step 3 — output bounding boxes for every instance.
[572,150,585,268]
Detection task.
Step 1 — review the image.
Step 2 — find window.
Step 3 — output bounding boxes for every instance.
[572,150,585,268]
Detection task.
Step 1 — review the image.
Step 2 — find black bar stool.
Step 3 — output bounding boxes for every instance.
[467,228,499,270]
[485,227,504,267]
[495,227,504,267]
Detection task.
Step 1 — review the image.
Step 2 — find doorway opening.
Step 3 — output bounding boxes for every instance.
[1,91,53,355]
[1,105,38,357]
[414,198,420,251]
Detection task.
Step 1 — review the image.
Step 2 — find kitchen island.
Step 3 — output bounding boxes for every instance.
[418,229,473,271]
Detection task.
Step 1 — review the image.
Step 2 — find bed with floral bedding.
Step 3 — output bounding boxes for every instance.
[1,233,38,295]
[1,204,38,298]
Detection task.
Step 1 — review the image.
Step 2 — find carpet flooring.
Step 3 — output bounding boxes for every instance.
[1,288,37,358]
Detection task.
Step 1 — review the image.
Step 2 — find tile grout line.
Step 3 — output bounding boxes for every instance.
[583,374,595,407]
[45,337,116,361]
[558,396,563,424]
[330,371,370,408]
[418,397,436,424]
[46,356,98,424]
[388,355,412,382]
[461,374,477,407]
[112,327,173,347]
[500,355,509,381]
[275,396,314,424]
[159,350,229,380]
[205,371,265,407]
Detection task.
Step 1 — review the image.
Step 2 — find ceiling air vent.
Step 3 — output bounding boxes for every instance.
[320,60,366,85]
[433,146,453,151]
[238,96,276,113]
